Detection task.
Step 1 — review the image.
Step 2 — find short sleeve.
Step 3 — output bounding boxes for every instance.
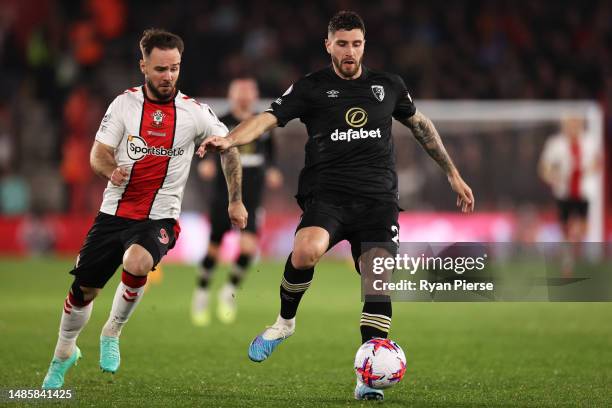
[196,103,229,144]
[392,75,417,121]
[265,80,309,127]
[95,96,125,148]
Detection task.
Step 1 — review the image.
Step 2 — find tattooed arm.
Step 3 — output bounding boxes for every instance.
[221,147,242,203]
[398,110,475,212]
[398,110,456,173]
[220,146,248,228]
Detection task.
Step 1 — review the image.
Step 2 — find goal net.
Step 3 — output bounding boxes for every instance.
[400,100,604,242]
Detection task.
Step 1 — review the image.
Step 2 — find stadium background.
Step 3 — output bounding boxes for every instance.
[0,1,611,406]
[0,0,611,257]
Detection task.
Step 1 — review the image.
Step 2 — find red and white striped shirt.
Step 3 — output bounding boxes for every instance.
[95,86,227,220]
[540,133,598,200]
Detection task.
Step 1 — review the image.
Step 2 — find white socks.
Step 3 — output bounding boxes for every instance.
[218,283,236,306]
[101,271,147,338]
[192,287,210,314]
[51,271,147,360]
[275,314,295,330]
[262,315,295,340]
[53,293,93,360]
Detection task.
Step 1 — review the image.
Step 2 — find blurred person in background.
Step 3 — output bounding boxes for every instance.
[192,78,282,326]
[200,11,474,401]
[539,116,602,276]
[539,116,601,242]
[41,28,246,390]
[0,123,30,216]
[17,209,55,255]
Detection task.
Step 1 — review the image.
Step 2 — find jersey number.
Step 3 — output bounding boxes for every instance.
[391,225,399,245]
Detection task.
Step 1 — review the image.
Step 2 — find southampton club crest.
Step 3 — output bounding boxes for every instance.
[371,85,385,102]
[151,110,165,128]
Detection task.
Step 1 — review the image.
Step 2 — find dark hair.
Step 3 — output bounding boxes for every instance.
[328,11,365,35]
[139,28,184,57]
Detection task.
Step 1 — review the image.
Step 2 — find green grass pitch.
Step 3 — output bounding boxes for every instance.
[0,257,611,407]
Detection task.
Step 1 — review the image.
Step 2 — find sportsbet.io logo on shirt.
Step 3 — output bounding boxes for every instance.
[127,135,185,161]
[330,107,382,142]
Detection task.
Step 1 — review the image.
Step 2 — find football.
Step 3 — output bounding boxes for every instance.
[354,338,407,389]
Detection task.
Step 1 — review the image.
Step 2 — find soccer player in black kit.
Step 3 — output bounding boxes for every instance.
[199,11,474,400]
[192,78,282,326]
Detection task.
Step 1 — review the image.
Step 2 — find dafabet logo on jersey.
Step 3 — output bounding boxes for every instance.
[127,135,184,161]
[345,107,368,128]
[330,107,381,142]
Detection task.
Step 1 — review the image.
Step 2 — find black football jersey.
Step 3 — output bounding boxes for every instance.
[266,65,416,206]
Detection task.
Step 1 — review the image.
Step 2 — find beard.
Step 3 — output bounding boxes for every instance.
[145,77,176,101]
[331,55,362,79]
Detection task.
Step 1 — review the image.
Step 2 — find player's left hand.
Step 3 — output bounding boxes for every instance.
[228,201,248,229]
[448,172,475,213]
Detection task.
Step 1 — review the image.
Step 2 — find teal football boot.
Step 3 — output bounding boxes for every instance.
[100,336,120,373]
[42,347,82,389]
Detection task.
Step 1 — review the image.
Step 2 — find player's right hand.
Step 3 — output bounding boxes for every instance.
[110,166,129,186]
[196,136,233,157]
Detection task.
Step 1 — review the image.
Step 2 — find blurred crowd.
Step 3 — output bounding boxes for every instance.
[0,0,610,215]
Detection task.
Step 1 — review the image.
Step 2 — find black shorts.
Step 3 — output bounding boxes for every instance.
[557,199,588,224]
[296,198,400,273]
[209,171,264,243]
[70,212,179,288]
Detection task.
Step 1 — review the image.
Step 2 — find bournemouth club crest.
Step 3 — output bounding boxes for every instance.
[152,110,165,128]
[371,85,385,102]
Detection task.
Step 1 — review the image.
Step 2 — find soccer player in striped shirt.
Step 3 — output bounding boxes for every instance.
[42,29,247,389]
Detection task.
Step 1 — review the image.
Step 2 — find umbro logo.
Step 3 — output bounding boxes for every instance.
[327,90,339,98]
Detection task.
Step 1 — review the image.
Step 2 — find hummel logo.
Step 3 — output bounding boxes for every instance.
[327,90,339,98]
